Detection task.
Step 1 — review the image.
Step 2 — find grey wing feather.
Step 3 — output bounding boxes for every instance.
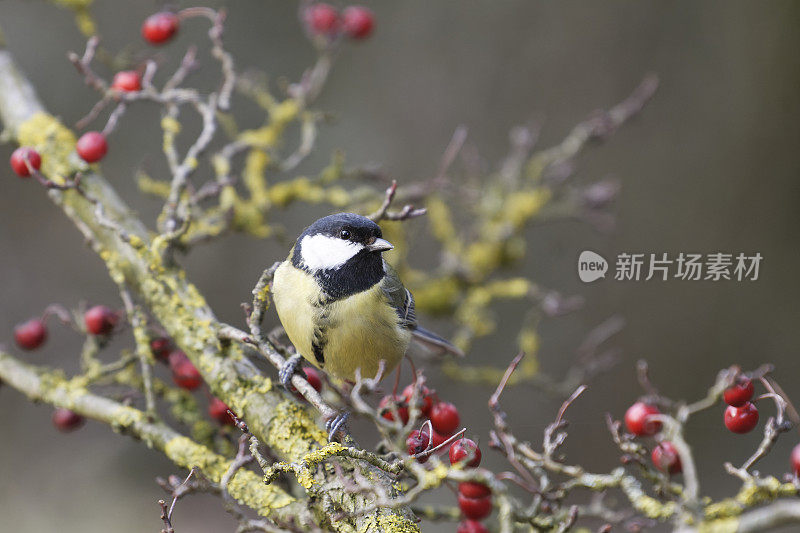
[381,262,417,329]
[382,262,463,358]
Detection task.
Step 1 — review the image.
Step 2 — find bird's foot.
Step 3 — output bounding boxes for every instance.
[325,411,350,442]
[279,354,303,389]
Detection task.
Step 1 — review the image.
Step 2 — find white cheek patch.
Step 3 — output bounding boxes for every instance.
[300,234,364,270]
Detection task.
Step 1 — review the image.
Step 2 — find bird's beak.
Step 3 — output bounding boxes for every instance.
[367,238,394,252]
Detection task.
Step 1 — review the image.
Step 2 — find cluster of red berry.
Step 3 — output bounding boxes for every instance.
[380,385,490,530]
[150,337,236,427]
[623,375,768,475]
[10,135,107,178]
[624,402,682,474]
[14,305,118,351]
[305,4,374,40]
[7,11,184,179]
[14,305,118,431]
[722,376,759,433]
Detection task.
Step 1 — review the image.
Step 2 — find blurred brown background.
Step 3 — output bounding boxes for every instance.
[0,1,799,531]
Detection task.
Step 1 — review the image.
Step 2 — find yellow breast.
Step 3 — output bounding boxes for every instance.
[272,262,410,382]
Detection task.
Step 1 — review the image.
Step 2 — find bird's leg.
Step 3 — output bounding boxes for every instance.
[325,411,350,442]
[278,353,303,388]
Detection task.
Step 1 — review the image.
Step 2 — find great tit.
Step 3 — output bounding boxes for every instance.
[272,213,462,387]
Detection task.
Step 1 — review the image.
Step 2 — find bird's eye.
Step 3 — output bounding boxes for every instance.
[339,229,351,240]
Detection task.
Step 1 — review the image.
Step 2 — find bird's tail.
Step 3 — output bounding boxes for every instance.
[410,326,465,358]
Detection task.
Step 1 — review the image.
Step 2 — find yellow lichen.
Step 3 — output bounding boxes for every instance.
[697,518,739,533]
[137,172,172,198]
[267,400,327,460]
[16,112,79,183]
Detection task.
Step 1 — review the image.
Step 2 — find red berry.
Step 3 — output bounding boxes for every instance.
[169,350,203,390]
[52,408,85,432]
[142,12,179,44]
[651,441,682,474]
[458,493,492,520]
[430,401,460,435]
[459,481,491,499]
[429,428,448,451]
[624,402,662,436]
[150,337,172,363]
[378,394,409,424]
[450,438,482,468]
[341,6,374,39]
[305,3,339,36]
[10,147,41,177]
[76,131,108,163]
[402,383,436,416]
[723,377,755,407]
[791,443,800,476]
[292,367,323,400]
[457,520,489,533]
[724,402,759,434]
[208,397,235,426]
[302,367,323,392]
[84,305,117,335]
[406,429,431,462]
[14,319,47,350]
[111,70,141,92]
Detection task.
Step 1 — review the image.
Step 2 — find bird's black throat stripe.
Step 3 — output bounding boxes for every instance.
[293,247,386,302]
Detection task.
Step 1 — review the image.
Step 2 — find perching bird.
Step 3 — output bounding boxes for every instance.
[271,213,462,433]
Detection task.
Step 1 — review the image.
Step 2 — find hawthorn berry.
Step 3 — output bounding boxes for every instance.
[458,493,492,520]
[14,318,47,350]
[10,147,41,177]
[111,70,141,92]
[292,367,323,400]
[457,520,489,533]
[624,402,662,436]
[76,131,108,163]
[791,443,800,476]
[208,397,235,426]
[724,402,759,434]
[150,337,172,363]
[430,401,460,435]
[450,438,482,468]
[302,367,322,392]
[84,305,117,335]
[406,429,431,462]
[142,12,179,44]
[52,408,85,432]
[341,6,374,39]
[651,441,682,474]
[459,481,491,499]
[402,382,436,416]
[429,428,448,450]
[378,394,409,424]
[169,350,203,390]
[723,377,755,407]
[305,3,339,36]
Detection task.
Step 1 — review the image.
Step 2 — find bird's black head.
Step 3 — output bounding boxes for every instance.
[291,213,393,300]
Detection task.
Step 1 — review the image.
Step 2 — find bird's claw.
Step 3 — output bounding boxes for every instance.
[279,354,303,389]
[325,411,350,442]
